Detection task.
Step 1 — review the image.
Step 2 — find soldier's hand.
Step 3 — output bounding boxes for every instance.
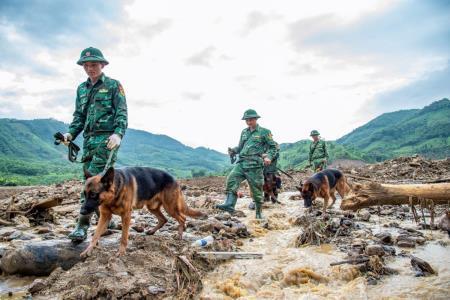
[107,134,121,150]
[263,158,271,166]
[62,133,72,146]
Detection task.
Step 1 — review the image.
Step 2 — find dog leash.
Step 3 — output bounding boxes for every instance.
[276,167,295,180]
[102,148,116,173]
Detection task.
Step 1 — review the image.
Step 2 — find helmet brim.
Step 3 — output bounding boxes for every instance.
[242,115,261,120]
[77,56,109,66]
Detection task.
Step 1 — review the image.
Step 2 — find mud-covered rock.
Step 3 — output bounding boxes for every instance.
[357,209,371,222]
[28,279,47,293]
[411,255,436,276]
[397,238,416,248]
[374,232,393,245]
[365,245,385,257]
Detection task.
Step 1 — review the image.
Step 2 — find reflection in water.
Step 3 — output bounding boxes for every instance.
[200,192,450,299]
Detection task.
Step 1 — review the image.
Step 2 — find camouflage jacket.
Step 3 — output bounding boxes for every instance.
[309,139,328,162]
[264,142,280,173]
[232,125,277,168]
[68,73,128,140]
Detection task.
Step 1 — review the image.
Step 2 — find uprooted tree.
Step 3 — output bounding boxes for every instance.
[340,182,450,211]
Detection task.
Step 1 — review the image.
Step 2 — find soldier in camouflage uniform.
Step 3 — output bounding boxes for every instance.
[249,142,281,209]
[216,109,277,219]
[63,47,128,242]
[308,130,328,172]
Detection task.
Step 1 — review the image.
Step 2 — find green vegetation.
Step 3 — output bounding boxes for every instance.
[337,98,450,161]
[279,98,450,169]
[0,118,228,185]
[278,140,369,170]
[0,98,448,185]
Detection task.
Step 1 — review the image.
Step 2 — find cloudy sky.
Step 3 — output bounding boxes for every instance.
[0,0,449,152]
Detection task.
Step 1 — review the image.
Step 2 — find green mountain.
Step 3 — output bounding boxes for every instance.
[0,118,228,185]
[337,98,450,160]
[278,98,450,169]
[278,140,368,170]
[1,98,448,184]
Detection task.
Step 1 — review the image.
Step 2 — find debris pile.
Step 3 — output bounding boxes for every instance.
[346,156,450,183]
[31,235,213,299]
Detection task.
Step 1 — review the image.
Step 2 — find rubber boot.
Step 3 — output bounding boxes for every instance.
[255,202,264,219]
[95,208,117,229]
[68,213,92,242]
[216,193,238,213]
[248,201,255,210]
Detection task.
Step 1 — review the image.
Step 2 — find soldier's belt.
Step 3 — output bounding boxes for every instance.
[84,130,114,137]
[237,155,263,163]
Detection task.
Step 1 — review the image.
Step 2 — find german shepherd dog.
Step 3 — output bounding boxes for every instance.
[296,169,351,213]
[263,173,281,204]
[80,167,204,257]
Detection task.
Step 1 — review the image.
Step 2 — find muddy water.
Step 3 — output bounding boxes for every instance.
[200,192,450,299]
[0,275,36,298]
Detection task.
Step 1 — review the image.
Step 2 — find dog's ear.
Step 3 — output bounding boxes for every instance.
[84,167,93,179]
[101,167,115,187]
[295,180,304,192]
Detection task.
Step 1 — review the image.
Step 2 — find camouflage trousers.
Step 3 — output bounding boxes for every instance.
[79,134,119,204]
[311,159,327,172]
[226,163,264,204]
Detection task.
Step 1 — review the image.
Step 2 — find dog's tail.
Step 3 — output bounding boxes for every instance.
[184,206,205,218]
[177,184,205,219]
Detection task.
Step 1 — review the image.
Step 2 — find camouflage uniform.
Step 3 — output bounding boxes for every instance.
[68,73,128,175]
[264,143,280,175]
[68,47,128,242]
[217,109,277,219]
[309,139,328,171]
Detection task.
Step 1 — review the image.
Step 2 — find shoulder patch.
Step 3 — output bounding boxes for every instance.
[118,83,125,97]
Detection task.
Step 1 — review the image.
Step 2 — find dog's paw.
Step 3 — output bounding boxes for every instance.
[117,248,126,256]
[80,247,93,258]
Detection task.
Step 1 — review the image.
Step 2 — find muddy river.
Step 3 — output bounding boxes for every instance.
[199,192,450,299]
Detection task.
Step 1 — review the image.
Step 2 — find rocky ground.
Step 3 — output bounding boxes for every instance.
[0,155,449,299]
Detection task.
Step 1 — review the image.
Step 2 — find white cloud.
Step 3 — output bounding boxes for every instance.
[0,0,448,152]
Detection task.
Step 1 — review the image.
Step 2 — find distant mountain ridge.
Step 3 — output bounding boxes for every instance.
[0,98,448,185]
[279,98,449,169]
[0,118,228,185]
[337,98,450,160]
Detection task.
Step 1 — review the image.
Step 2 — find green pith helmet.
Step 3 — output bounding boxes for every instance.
[77,47,109,66]
[310,130,320,136]
[242,109,261,120]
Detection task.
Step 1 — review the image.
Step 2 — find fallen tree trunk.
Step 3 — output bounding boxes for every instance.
[0,237,117,276]
[341,182,450,211]
[0,239,88,276]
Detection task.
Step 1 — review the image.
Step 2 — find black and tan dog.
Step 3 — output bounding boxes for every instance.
[263,173,281,204]
[296,169,351,213]
[79,167,204,257]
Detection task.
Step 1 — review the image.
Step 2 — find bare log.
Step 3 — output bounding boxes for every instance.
[330,257,370,266]
[197,251,263,260]
[0,217,13,226]
[341,182,450,211]
[26,196,64,215]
